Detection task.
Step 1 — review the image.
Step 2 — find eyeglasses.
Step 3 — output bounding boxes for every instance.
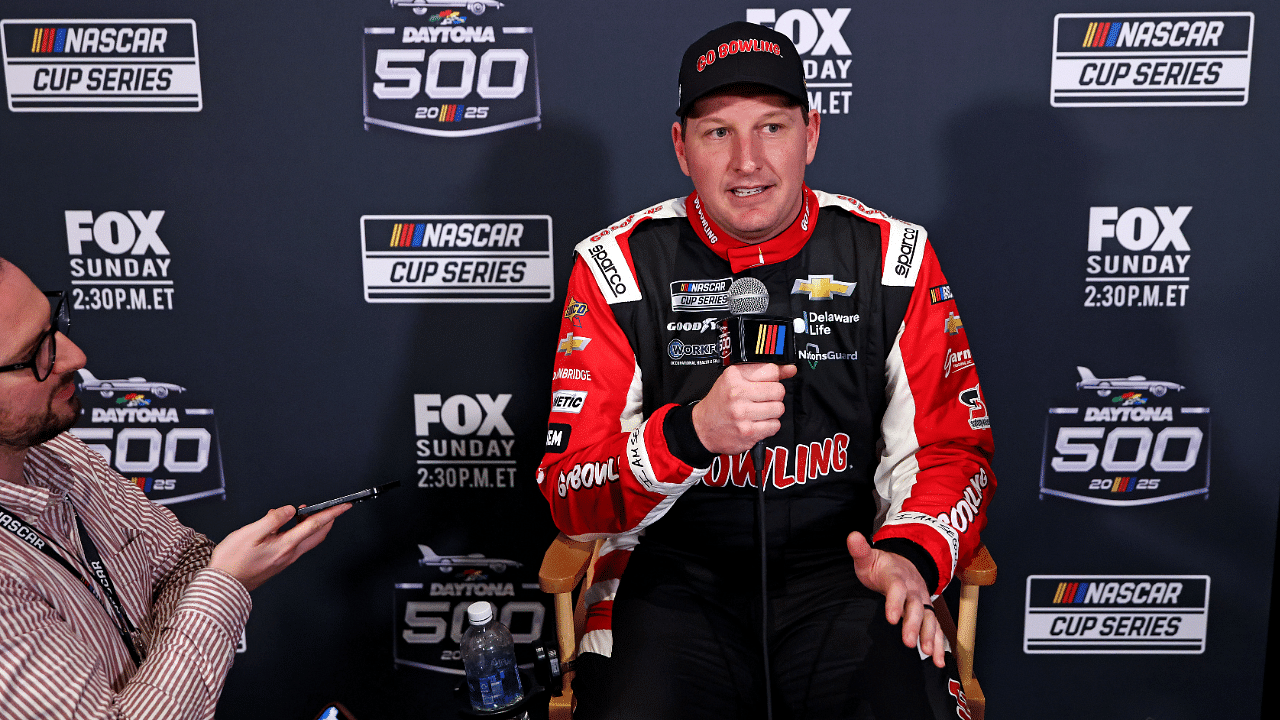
[0,291,71,382]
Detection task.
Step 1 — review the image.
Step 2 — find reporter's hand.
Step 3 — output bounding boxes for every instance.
[846,531,946,668]
[210,503,350,592]
[691,363,797,455]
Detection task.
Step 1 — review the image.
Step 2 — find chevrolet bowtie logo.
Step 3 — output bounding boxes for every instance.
[791,275,855,300]
[945,312,964,335]
[557,332,592,355]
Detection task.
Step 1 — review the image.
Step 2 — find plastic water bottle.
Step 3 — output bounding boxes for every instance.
[461,601,525,711]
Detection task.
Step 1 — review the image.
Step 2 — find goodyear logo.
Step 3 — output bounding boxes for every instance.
[2,20,202,111]
[1025,575,1209,654]
[361,215,553,303]
[1050,13,1254,107]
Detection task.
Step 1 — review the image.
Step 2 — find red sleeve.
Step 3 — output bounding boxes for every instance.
[537,249,708,540]
[871,239,996,595]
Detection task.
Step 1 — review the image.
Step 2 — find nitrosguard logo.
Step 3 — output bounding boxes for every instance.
[1084,206,1192,308]
[1040,366,1209,506]
[1,20,201,112]
[1024,575,1209,654]
[413,393,518,489]
[69,368,226,505]
[1050,13,1254,107]
[363,2,540,137]
[360,215,553,303]
[66,210,175,311]
[746,8,853,115]
[394,543,547,675]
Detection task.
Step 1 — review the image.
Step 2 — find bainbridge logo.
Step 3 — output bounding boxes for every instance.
[1050,12,1253,107]
[2,20,202,111]
[1025,575,1209,653]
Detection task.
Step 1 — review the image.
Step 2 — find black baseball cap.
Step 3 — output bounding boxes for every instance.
[677,21,808,117]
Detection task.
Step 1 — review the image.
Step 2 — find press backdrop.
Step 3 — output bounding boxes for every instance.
[1,1,1276,718]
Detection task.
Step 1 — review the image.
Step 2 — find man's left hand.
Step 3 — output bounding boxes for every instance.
[846,531,946,668]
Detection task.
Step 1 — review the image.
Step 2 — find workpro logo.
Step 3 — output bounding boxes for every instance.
[2,20,202,111]
[747,8,853,116]
[360,215,553,303]
[363,1,540,137]
[65,210,176,312]
[1050,13,1253,107]
[1084,206,1191,308]
[413,393,519,489]
[1025,575,1209,653]
[1041,366,1209,506]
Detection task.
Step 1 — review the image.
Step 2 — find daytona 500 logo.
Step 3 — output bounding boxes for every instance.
[363,2,540,137]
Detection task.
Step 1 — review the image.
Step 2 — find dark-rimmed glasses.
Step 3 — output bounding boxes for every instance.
[0,291,70,382]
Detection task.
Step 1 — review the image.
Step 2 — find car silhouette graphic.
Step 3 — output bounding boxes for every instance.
[391,0,504,16]
[1075,366,1185,398]
[77,369,186,399]
[417,545,522,573]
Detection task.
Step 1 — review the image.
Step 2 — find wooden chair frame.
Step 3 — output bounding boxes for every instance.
[539,534,995,720]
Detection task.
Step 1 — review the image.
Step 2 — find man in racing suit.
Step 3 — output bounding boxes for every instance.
[538,21,994,720]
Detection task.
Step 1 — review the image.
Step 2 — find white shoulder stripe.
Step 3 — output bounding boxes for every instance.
[811,190,929,288]
[574,199,686,305]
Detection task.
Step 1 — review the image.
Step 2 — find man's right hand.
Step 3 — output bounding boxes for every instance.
[209,503,349,592]
[691,363,797,455]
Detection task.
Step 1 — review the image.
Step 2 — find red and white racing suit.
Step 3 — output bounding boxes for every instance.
[537,187,995,716]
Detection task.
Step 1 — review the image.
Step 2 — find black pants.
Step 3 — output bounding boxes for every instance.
[578,544,967,720]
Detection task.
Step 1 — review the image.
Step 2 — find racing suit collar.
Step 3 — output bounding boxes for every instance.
[686,186,818,273]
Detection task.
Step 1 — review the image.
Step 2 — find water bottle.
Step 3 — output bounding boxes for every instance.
[461,601,525,712]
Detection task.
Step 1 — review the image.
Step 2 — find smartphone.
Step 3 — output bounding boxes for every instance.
[295,481,400,518]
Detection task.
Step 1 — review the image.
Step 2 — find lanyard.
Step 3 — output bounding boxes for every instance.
[0,502,144,667]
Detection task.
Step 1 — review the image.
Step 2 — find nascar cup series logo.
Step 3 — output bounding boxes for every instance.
[69,368,226,505]
[1084,206,1191,308]
[1050,12,1254,107]
[394,542,547,675]
[1040,366,1209,506]
[747,8,853,116]
[1024,575,1209,654]
[65,210,176,311]
[363,1,540,137]
[360,215,553,303]
[1,20,201,111]
[413,393,519,489]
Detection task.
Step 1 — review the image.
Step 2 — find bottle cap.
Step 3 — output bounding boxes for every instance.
[466,601,494,625]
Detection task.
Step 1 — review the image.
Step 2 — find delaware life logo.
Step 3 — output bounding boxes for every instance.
[1,19,201,111]
[746,8,854,116]
[1024,575,1209,654]
[360,215,553,303]
[394,542,548,675]
[1050,12,1254,107]
[68,368,226,505]
[1083,206,1191,308]
[1040,366,1209,506]
[65,210,176,312]
[363,1,541,137]
[413,392,519,489]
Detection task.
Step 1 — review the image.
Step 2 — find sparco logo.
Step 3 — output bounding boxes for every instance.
[1024,575,1210,653]
[1050,12,1254,107]
[65,210,175,312]
[2,20,202,111]
[363,1,541,137]
[1085,206,1191,308]
[747,8,853,115]
[589,244,627,298]
[894,226,919,277]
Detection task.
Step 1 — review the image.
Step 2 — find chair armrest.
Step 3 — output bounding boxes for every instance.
[539,532,596,594]
[959,544,996,586]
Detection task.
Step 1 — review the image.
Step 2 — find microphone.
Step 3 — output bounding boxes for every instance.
[723,276,788,720]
